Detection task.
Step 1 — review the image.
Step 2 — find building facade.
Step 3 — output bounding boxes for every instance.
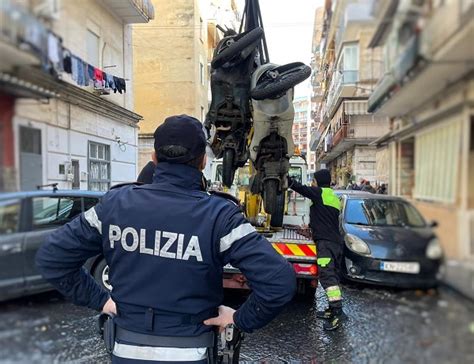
[292,95,316,174]
[310,0,390,188]
[367,0,474,298]
[133,0,239,170]
[1,0,154,192]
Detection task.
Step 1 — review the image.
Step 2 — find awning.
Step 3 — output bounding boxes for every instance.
[344,100,369,115]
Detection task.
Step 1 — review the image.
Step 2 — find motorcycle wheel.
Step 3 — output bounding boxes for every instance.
[251,63,312,100]
[222,148,236,188]
[263,179,279,214]
[270,192,285,228]
[211,27,264,69]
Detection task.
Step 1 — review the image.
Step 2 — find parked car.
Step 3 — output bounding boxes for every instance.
[339,194,443,288]
[0,189,110,301]
[334,190,371,197]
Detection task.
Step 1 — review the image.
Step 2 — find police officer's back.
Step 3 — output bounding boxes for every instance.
[36,115,296,363]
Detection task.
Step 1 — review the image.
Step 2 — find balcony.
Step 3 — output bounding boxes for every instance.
[371,0,474,117]
[332,125,348,147]
[0,3,43,73]
[311,88,324,103]
[102,0,155,23]
[309,129,322,151]
[325,70,358,119]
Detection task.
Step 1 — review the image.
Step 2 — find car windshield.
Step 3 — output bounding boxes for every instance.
[345,199,426,228]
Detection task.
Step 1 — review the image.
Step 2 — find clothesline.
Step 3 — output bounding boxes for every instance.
[5,2,127,95]
[47,27,126,94]
[61,46,126,94]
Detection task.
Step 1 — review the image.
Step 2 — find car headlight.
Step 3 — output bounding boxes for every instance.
[345,234,371,256]
[426,238,443,259]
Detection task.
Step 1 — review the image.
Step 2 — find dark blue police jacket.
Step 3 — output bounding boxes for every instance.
[36,163,296,336]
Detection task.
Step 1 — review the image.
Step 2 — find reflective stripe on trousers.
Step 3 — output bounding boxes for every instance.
[113,342,207,362]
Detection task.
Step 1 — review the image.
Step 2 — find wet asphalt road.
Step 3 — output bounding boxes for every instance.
[0,285,473,363]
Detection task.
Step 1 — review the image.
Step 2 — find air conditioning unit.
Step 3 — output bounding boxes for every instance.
[33,0,60,21]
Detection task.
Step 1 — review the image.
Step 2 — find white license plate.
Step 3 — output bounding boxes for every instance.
[380,261,420,274]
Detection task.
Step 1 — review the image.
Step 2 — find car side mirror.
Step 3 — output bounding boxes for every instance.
[430,220,438,228]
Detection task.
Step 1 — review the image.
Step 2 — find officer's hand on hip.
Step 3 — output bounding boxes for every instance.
[102,297,117,316]
[203,305,236,332]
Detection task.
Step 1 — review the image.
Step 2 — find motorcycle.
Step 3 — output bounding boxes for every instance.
[249,62,311,227]
[205,27,264,188]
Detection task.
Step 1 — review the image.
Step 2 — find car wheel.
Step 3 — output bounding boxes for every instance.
[93,259,112,292]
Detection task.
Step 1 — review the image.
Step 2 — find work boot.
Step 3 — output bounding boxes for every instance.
[316,308,333,320]
[323,309,346,331]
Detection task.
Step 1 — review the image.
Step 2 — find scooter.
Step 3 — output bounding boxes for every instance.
[205,27,264,188]
[249,62,311,226]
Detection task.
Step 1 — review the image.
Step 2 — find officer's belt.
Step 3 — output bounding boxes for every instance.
[116,326,215,348]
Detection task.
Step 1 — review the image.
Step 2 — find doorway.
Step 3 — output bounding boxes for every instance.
[19,126,42,191]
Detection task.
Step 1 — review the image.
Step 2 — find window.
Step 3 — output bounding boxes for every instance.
[414,119,462,203]
[32,196,83,229]
[86,30,100,67]
[338,43,359,84]
[88,142,110,191]
[0,200,20,235]
[200,62,205,85]
[345,199,426,228]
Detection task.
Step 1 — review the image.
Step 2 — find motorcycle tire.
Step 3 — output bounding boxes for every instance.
[251,63,312,100]
[222,148,236,188]
[263,179,279,214]
[270,191,285,228]
[211,27,264,69]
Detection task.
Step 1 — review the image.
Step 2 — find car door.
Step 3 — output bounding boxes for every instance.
[0,198,27,300]
[22,195,85,292]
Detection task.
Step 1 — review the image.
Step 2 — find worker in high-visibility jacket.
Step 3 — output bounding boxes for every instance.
[289,169,345,331]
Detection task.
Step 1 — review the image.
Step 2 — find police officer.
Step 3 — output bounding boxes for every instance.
[36,115,296,363]
[288,169,345,331]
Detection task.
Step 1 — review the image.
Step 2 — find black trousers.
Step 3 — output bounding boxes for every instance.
[316,239,343,309]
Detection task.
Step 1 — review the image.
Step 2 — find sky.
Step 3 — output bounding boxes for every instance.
[237,0,324,98]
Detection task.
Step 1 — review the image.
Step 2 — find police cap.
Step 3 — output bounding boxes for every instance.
[154,115,206,163]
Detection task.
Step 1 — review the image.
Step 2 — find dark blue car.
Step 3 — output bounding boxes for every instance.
[0,189,109,301]
[338,193,443,288]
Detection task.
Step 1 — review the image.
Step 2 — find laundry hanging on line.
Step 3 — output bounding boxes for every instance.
[62,48,127,93]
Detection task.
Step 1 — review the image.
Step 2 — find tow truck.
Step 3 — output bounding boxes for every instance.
[207,155,318,296]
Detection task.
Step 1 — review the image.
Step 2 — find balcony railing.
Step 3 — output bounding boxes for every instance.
[393,33,420,82]
[325,70,358,117]
[332,125,348,147]
[367,32,420,113]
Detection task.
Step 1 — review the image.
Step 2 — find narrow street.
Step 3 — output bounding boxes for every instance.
[0,285,472,363]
